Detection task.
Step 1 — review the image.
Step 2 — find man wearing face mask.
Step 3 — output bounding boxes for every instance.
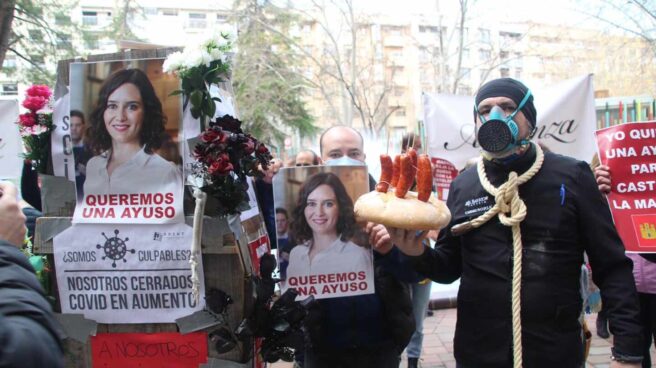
[297,125,415,368]
[388,78,643,368]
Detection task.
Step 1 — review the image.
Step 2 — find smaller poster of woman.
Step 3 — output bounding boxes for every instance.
[70,59,184,224]
[273,165,374,300]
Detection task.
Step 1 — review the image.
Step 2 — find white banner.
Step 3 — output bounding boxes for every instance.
[53,222,204,324]
[423,74,597,171]
[0,99,22,179]
[51,93,75,181]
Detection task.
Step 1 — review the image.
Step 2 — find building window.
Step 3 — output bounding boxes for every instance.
[82,11,98,26]
[479,28,490,43]
[479,49,490,61]
[29,30,43,42]
[515,67,522,80]
[144,7,157,15]
[3,55,17,69]
[395,108,406,117]
[216,13,228,21]
[1,83,18,96]
[419,47,431,62]
[162,9,178,16]
[55,14,71,25]
[419,25,439,33]
[500,50,509,60]
[188,13,207,28]
[500,67,510,78]
[56,33,72,49]
[85,35,99,49]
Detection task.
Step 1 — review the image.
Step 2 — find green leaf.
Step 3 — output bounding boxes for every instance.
[190,90,203,109]
[207,96,216,118]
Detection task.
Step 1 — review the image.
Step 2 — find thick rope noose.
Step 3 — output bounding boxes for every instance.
[451,144,544,368]
[190,188,207,304]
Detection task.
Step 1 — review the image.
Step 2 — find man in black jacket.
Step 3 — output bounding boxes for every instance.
[0,182,64,368]
[388,78,643,368]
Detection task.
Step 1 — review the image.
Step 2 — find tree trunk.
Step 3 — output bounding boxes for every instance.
[0,0,16,69]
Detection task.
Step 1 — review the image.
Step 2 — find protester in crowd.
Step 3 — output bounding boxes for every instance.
[83,68,181,197]
[255,158,283,249]
[398,132,435,368]
[388,78,643,367]
[70,110,93,199]
[286,172,373,292]
[295,149,321,166]
[596,164,656,368]
[0,182,64,368]
[298,125,414,368]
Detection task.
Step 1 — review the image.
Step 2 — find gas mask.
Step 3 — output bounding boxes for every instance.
[476,90,534,159]
[325,155,365,166]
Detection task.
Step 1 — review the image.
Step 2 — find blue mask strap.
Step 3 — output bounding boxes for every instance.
[507,89,532,120]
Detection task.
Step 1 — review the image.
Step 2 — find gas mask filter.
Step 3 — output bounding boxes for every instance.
[476,90,533,155]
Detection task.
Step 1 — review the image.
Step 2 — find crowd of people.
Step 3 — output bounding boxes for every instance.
[2,76,652,368]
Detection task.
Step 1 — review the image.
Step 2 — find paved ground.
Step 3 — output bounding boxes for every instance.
[271,308,655,368]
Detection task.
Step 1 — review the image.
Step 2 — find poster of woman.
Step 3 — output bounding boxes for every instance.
[273,165,374,300]
[70,59,184,224]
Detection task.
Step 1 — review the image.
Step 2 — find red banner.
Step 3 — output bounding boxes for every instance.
[248,234,270,276]
[595,122,656,252]
[91,332,207,368]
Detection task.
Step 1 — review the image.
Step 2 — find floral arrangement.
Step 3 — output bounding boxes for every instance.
[17,85,53,173]
[192,115,272,216]
[163,29,234,126]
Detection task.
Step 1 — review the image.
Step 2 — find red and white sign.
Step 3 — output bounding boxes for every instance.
[91,332,207,368]
[431,157,459,201]
[248,234,270,276]
[596,122,656,252]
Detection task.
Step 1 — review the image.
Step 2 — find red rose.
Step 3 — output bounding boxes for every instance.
[242,139,255,154]
[18,113,36,127]
[256,143,269,155]
[22,96,48,112]
[26,85,52,99]
[208,153,233,176]
[201,129,219,143]
[213,130,229,144]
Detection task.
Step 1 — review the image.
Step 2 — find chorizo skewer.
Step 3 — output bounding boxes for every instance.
[417,154,433,202]
[376,154,393,193]
[395,154,413,198]
[391,155,401,188]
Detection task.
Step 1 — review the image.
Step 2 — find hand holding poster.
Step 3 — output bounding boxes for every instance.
[54,222,204,323]
[595,121,656,252]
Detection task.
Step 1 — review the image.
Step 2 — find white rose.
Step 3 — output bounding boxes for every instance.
[210,48,223,62]
[183,48,205,69]
[163,51,184,73]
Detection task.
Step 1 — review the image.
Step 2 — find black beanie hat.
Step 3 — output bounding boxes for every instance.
[474,78,537,127]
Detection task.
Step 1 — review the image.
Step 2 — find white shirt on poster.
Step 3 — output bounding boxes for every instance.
[84,147,181,195]
[285,237,374,300]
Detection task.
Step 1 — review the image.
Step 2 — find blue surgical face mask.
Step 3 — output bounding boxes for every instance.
[324,155,365,166]
[476,90,533,159]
